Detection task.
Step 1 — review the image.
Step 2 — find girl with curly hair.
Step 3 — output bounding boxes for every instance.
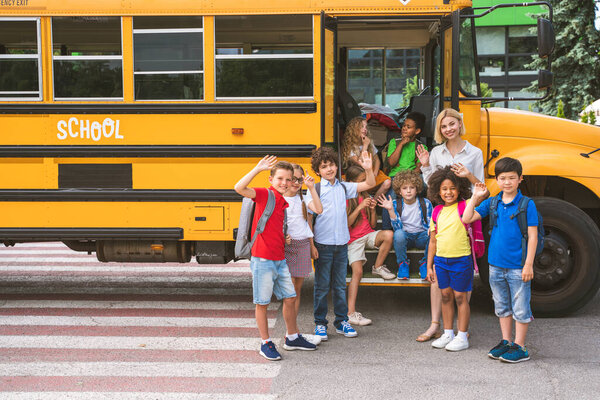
[425,166,473,351]
[341,116,391,199]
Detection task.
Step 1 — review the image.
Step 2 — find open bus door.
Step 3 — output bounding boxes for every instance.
[321,12,339,157]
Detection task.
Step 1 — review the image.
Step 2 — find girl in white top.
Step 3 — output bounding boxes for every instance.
[283,164,323,319]
[413,108,485,343]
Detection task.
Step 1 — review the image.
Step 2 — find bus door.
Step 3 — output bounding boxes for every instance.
[321,13,338,152]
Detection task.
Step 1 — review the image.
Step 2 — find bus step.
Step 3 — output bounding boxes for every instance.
[346,272,429,287]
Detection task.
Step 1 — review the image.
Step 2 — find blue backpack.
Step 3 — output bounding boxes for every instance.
[489,194,544,265]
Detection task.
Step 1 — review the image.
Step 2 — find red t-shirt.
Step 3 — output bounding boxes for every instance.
[251,186,289,260]
[348,197,375,244]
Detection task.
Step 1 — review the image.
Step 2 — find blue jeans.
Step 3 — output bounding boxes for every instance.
[393,229,429,265]
[489,265,533,323]
[381,187,397,231]
[313,243,348,329]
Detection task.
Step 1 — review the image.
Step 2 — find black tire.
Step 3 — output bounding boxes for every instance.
[479,197,600,317]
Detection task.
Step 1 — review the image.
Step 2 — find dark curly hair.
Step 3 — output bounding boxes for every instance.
[311,146,339,175]
[427,165,472,205]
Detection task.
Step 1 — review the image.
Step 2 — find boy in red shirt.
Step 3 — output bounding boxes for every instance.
[234,155,316,360]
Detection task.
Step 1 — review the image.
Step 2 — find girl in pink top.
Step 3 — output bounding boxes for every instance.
[345,164,394,326]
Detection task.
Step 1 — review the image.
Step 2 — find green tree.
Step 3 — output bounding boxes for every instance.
[556,99,565,118]
[401,75,420,107]
[526,1,600,120]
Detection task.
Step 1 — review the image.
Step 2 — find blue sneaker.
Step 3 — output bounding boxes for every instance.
[335,321,358,338]
[283,335,317,351]
[314,325,328,341]
[259,341,281,361]
[488,340,511,360]
[397,262,409,280]
[499,343,530,363]
[419,261,428,279]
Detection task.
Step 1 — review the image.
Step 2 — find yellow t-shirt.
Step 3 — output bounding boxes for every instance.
[430,201,471,258]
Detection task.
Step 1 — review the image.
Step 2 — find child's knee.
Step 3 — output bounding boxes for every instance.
[454,293,467,306]
[383,230,393,243]
[441,291,453,303]
[393,229,407,243]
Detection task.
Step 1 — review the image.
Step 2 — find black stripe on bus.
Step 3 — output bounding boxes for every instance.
[0,103,317,115]
[0,189,241,202]
[0,145,316,158]
[0,228,183,241]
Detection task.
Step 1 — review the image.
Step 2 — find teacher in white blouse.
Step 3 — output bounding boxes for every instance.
[413,107,485,343]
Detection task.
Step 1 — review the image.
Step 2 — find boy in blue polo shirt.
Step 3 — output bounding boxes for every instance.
[462,157,538,363]
[304,146,376,340]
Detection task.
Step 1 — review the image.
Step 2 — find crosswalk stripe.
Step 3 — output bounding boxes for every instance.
[0,393,277,400]
[0,266,250,272]
[0,315,276,328]
[0,300,278,310]
[0,361,281,378]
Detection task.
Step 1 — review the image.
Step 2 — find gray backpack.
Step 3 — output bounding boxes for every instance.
[234,190,287,260]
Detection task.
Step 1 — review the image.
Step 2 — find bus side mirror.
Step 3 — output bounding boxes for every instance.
[537,18,555,58]
[538,70,553,90]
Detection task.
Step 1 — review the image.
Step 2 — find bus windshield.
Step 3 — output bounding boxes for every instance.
[459,15,479,97]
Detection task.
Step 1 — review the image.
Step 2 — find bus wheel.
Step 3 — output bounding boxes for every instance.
[530,198,599,316]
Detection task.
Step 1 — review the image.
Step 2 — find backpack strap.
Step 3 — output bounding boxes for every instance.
[248,190,276,250]
[418,197,428,227]
[431,204,444,233]
[513,195,531,265]
[488,194,501,236]
[396,198,404,219]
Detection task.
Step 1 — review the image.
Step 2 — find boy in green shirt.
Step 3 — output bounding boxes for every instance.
[385,111,427,178]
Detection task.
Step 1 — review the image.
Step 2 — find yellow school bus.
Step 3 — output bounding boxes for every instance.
[0,0,598,316]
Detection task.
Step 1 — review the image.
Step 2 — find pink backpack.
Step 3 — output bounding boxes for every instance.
[432,200,485,272]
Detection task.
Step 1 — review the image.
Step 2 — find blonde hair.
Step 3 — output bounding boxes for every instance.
[392,170,424,196]
[341,116,375,169]
[291,163,308,221]
[434,108,466,144]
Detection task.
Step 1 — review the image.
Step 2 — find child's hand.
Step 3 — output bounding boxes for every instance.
[357,197,370,210]
[451,162,472,179]
[377,194,394,211]
[416,144,429,167]
[256,155,277,172]
[522,263,534,282]
[310,244,319,260]
[472,182,489,200]
[358,151,373,170]
[426,266,436,283]
[285,234,292,245]
[400,135,411,146]
[361,133,371,148]
[367,197,376,209]
[304,174,315,189]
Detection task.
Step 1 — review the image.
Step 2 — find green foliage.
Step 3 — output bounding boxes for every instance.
[590,111,597,125]
[580,104,597,125]
[480,82,493,108]
[526,1,600,120]
[402,75,420,107]
[556,99,565,118]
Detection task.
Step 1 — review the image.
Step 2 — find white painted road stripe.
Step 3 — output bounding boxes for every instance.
[0,393,277,400]
[0,266,250,272]
[0,335,269,351]
[0,300,278,311]
[0,362,281,378]
[0,250,87,255]
[0,316,275,328]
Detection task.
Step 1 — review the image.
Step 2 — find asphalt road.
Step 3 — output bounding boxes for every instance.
[272,276,600,400]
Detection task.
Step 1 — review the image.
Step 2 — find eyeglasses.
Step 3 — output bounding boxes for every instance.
[292,177,304,184]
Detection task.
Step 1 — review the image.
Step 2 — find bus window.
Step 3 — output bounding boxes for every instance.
[0,18,41,100]
[133,16,203,100]
[214,15,313,99]
[52,17,123,100]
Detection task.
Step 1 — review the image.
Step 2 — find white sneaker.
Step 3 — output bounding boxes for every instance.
[372,265,396,280]
[347,311,372,326]
[445,336,469,351]
[432,332,454,349]
[301,333,322,346]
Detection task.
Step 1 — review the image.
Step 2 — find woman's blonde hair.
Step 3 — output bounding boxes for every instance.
[341,116,375,169]
[434,108,466,144]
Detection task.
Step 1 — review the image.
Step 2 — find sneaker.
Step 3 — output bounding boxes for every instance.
[372,265,395,280]
[432,332,454,349]
[259,341,281,361]
[302,333,322,346]
[335,321,358,338]
[397,261,409,280]
[419,261,428,279]
[499,343,530,363]
[283,335,317,351]
[445,335,469,351]
[488,340,511,360]
[314,325,328,341]
[347,311,372,326]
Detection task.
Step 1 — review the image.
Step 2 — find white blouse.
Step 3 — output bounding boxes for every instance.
[283,194,314,241]
[421,141,485,186]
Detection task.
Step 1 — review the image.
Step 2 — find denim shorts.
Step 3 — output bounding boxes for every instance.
[489,265,533,323]
[434,255,474,292]
[250,257,296,305]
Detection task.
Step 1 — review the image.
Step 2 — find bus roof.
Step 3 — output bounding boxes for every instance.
[0,0,467,16]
